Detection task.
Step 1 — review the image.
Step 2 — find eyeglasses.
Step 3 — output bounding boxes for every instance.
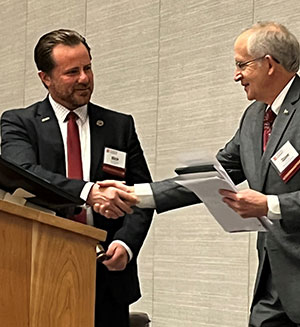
[235,55,280,70]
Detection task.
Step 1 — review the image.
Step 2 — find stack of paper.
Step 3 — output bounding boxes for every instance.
[175,160,272,233]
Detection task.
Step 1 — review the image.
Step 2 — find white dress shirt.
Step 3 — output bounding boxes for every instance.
[49,95,94,224]
[49,95,132,259]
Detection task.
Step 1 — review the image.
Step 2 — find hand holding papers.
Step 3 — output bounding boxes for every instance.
[175,160,273,233]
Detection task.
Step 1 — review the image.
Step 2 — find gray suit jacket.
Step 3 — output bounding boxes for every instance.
[151,75,300,322]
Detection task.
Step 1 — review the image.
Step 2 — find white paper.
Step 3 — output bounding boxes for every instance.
[175,162,273,233]
[1,188,35,206]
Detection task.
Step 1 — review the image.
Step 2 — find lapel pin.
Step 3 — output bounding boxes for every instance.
[41,117,50,122]
[96,120,104,127]
[283,109,289,115]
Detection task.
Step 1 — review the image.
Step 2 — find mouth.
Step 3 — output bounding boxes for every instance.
[75,88,91,94]
[76,87,90,91]
[75,83,91,91]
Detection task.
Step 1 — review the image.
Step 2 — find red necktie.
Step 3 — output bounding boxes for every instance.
[263,108,276,151]
[66,112,86,223]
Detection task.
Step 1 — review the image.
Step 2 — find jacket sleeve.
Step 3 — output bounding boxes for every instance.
[149,128,246,214]
[1,109,86,200]
[150,178,200,214]
[111,115,154,258]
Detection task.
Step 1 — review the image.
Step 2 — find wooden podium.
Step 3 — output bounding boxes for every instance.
[0,199,107,327]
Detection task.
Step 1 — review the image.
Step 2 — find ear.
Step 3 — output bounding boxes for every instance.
[38,71,51,88]
[265,55,277,76]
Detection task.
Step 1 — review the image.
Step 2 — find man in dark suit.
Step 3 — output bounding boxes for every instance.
[97,22,300,326]
[0,29,153,327]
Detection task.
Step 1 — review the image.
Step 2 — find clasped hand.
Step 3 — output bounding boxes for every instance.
[87,180,136,219]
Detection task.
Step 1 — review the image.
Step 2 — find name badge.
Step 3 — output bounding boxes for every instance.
[102,147,126,178]
[271,141,300,182]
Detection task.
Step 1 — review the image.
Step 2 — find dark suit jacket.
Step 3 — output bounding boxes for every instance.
[0,97,153,305]
[150,75,300,322]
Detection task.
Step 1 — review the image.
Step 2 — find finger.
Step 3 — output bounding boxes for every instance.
[97,180,124,186]
[93,203,102,214]
[219,188,236,194]
[99,203,109,215]
[108,203,127,217]
[105,245,117,257]
[95,203,124,218]
[220,191,238,201]
[97,180,128,191]
[118,190,138,205]
[124,199,139,206]
[102,260,114,270]
[102,260,125,271]
[104,210,121,219]
[222,197,236,209]
[114,197,134,214]
[102,205,124,218]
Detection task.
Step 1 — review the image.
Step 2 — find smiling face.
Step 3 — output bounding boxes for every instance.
[39,42,94,110]
[233,31,270,103]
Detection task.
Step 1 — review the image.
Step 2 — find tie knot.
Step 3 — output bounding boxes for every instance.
[66,111,78,122]
[264,107,276,126]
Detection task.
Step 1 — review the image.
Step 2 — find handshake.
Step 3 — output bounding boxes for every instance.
[86,180,139,219]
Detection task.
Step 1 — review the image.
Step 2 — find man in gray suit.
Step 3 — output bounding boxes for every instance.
[97,22,300,326]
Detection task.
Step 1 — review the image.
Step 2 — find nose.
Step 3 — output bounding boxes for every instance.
[78,70,89,83]
[234,69,243,82]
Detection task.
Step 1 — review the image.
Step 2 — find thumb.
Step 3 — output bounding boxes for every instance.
[106,243,118,257]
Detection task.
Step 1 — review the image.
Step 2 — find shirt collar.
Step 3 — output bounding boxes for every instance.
[48,94,88,123]
[269,75,295,115]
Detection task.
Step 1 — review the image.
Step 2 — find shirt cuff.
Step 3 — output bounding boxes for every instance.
[267,195,281,220]
[134,183,156,208]
[111,240,133,262]
[80,182,94,202]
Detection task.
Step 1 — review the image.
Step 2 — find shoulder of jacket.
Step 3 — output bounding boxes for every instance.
[88,102,132,120]
[4,99,46,115]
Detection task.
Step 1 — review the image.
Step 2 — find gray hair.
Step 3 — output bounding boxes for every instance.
[246,22,300,73]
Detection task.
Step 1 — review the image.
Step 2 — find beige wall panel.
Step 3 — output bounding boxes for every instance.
[248,232,258,309]
[156,0,252,180]
[0,0,27,112]
[153,0,254,325]
[86,0,160,167]
[132,225,155,315]
[24,0,87,106]
[152,206,251,326]
[85,0,160,318]
[254,0,300,39]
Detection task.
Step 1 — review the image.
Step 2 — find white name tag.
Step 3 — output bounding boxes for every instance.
[271,141,299,173]
[103,147,126,169]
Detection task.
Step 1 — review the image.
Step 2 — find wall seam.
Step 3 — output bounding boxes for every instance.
[247,233,251,323]
[248,1,256,321]
[152,0,162,323]
[23,0,29,107]
[84,0,88,36]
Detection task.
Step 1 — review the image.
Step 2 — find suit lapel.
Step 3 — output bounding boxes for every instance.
[88,103,106,181]
[259,75,300,188]
[252,103,266,170]
[36,97,66,175]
